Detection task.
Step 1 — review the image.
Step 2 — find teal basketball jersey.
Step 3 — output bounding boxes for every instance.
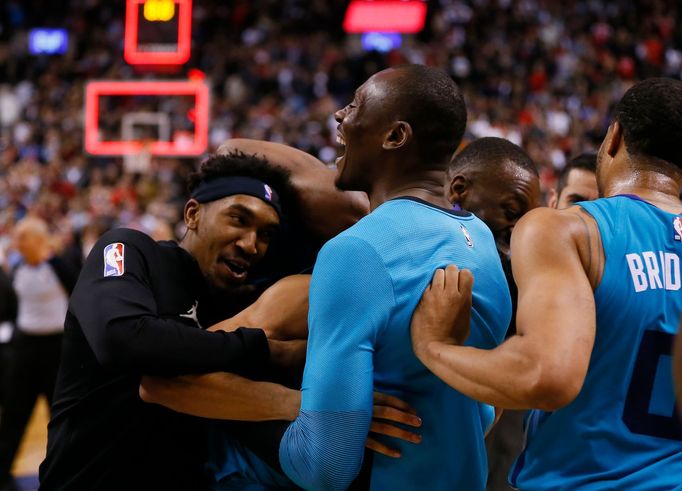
[280,197,511,491]
[510,196,682,490]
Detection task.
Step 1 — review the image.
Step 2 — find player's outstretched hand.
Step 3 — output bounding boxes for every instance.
[410,265,473,361]
[366,392,422,458]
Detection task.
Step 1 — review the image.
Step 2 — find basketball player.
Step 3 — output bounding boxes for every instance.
[146,67,509,490]
[277,65,511,490]
[447,137,540,259]
[411,78,682,489]
[39,152,301,490]
[139,142,424,475]
[547,153,598,209]
[215,139,369,292]
[446,137,540,491]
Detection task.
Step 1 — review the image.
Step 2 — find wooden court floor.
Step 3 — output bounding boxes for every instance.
[13,397,49,477]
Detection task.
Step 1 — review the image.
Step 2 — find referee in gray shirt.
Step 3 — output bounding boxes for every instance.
[0,217,77,490]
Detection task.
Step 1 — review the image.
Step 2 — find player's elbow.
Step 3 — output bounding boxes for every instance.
[100,316,159,369]
[95,318,137,368]
[293,459,361,491]
[92,324,118,368]
[527,366,584,411]
[139,376,162,404]
[280,412,367,491]
[281,441,362,491]
[317,469,360,491]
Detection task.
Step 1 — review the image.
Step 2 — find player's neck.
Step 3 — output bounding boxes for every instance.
[179,235,199,261]
[604,175,682,214]
[369,169,451,211]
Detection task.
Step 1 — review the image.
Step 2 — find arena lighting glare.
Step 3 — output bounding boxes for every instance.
[124,0,192,65]
[143,0,176,21]
[84,80,209,156]
[361,32,402,52]
[343,1,427,34]
[28,28,69,55]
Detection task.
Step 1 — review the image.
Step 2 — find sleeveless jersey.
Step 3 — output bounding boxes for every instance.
[510,196,682,490]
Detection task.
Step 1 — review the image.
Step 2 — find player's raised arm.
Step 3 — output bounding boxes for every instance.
[218,139,369,240]
[411,207,597,410]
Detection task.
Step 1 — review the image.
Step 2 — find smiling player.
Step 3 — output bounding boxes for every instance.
[278,65,511,491]
[39,151,299,490]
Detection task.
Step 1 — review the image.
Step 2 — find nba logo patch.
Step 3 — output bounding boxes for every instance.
[264,184,273,201]
[460,224,473,247]
[103,243,125,277]
[674,217,682,242]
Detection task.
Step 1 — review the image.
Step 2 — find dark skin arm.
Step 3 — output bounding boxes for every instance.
[217,139,369,240]
[140,372,300,421]
[142,275,422,457]
[209,275,310,371]
[140,276,310,420]
[141,377,421,457]
[209,274,310,341]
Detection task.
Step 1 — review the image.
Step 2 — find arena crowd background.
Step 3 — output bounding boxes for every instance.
[0,0,681,487]
[1,0,680,265]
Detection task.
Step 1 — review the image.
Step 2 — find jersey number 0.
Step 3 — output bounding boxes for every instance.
[623,330,682,441]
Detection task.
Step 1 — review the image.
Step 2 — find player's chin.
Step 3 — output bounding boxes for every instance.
[334,156,347,188]
[209,267,249,291]
[334,159,360,192]
[334,174,350,191]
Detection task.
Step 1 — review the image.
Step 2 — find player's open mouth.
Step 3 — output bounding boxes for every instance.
[220,258,249,280]
[336,129,346,165]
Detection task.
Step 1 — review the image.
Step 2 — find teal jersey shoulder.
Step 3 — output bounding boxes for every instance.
[511,196,682,491]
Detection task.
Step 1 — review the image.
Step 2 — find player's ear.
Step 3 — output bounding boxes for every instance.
[383,121,412,150]
[547,188,559,208]
[605,121,623,158]
[448,174,470,206]
[184,199,201,230]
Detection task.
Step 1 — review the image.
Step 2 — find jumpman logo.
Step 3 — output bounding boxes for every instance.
[179,300,202,328]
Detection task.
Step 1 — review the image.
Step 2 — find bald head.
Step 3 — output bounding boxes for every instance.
[14,216,49,239]
[448,137,540,255]
[448,137,538,180]
[14,217,51,265]
[334,65,467,199]
[373,65,467,166]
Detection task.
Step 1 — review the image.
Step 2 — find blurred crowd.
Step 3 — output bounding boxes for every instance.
[0,0,680,264]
